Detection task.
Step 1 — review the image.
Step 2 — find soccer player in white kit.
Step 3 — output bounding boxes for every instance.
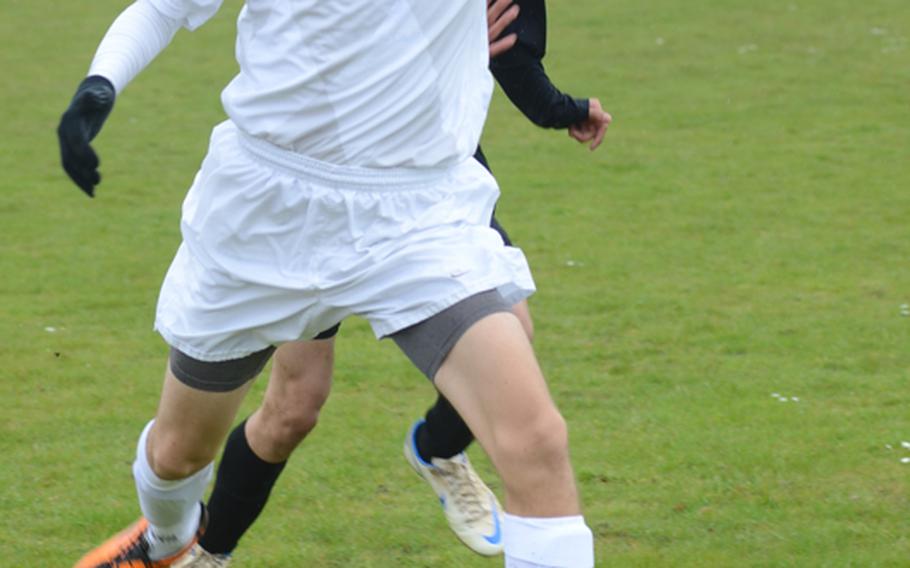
[58,1,596,567]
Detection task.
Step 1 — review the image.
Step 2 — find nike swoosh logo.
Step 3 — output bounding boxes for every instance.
[483,497,502,545]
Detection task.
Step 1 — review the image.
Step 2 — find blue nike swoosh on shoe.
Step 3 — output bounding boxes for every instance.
[483,497,503,545]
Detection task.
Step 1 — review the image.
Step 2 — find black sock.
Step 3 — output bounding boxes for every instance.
[198,419,287,555]
[416,394,474,461]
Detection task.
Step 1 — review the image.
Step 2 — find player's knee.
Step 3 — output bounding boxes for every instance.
[259,400,322,450]
[148,437,216,480]
[496,408,569,468]
[275,406,321,445]
[528,411,569,464]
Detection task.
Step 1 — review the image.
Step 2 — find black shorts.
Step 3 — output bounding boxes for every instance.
[474,145,513,246]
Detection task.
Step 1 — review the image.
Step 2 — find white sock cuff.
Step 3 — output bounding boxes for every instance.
[503,513,594,568]
[132,420,213,498]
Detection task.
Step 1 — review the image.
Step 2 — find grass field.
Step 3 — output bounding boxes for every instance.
[2,0,909,565]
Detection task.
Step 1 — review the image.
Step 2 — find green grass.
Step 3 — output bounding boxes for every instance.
[3,0,910,565]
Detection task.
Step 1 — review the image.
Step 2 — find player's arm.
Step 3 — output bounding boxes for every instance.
[490,0,611,150]
[57,0,222,197]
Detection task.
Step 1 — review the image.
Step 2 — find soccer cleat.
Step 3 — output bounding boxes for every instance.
[170,545,232,568]
[74,505,207,568]
[403,420,504,556]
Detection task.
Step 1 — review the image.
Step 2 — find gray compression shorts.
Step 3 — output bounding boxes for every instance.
[168,325,339,392]
[168,290,509,391]
[390,289,512,381]
[169,346,275,392]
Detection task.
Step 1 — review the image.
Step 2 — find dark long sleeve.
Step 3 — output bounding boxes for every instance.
[490,0,589,129]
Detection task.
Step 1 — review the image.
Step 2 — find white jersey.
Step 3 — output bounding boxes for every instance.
[150,0,492,168]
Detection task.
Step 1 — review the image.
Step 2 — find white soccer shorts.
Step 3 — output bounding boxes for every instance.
[154,121,535,362]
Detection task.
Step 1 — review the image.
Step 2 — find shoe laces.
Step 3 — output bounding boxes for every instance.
[172,545,231,568]
[196,553,231,568]
[111,531,152,564]
[434,456,491,523]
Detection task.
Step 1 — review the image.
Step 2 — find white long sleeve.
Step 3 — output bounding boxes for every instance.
[87,0,182,94]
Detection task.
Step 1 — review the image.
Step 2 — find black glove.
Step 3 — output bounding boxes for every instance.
[57,75,116,197]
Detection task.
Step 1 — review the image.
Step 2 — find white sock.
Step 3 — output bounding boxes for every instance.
[503,513,595,568]
[133,420,213,560]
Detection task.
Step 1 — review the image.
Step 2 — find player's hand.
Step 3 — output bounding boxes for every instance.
[569,98,612,151]
[57,75,116,197]
[488,0,520,58]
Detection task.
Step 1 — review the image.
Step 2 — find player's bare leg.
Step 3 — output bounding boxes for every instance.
[181,339,335,565]
[404,298,535,556]
[150,369,256,479]
[75,366,256,567]
[435,313,576,516]
[246,339,335,462]
[434,312,593,567]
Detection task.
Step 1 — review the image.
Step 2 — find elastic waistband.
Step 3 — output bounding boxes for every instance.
[236,128,450,190]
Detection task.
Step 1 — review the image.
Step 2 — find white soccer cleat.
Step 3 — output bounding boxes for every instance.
[170,544,232,567]
[404,420,504,556]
